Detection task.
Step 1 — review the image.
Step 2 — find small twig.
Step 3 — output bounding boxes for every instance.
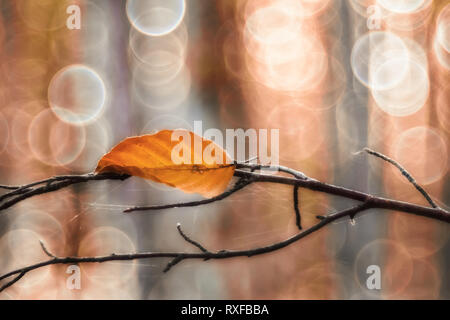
[176,223,209,253]
[125,163,309,216]
[236,163,308,180]
[163,256,184,272]
[234,156,258,164]
[164,223,212,270]
[293,185,301,230]
[124,177,253,213]
[362,148,438,208]
[241,163,306,230]
[39,241,56,258]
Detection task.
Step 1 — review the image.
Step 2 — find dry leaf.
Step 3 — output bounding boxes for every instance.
[95,130,235,198]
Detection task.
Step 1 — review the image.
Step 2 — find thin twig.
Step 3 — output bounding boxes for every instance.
[124,177,253,213]
[293,185,301,230]
[362,148,438,208]
[239,163,306,230]
[236,163,308,180]
[125,163,309,214]
[164,224,211,270]
[163,256,183,272]
[0,185,21,190]
[0,272,26,292]
[39,241,56,258]
[176,223,209,253]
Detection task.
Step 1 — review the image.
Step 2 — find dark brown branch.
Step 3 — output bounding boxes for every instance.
[0,185,22,190]
[0,174,102,202]
[293,185,301,230]
[124,165,308,213]
[164,224,211,271]
[126,166,450,223]
[0,272,26,292]
[39,240,56,258]
[236,163,308,180]
[234,169,450,222]
[163,256,184,272]
[362,148,438,208]
[0,203,370,291]
[124,177,253,213]
[0,173,129,212]
[176,223,209,253]
[125,164,309,214]
[239,163,306,230]
[1,161,448,223]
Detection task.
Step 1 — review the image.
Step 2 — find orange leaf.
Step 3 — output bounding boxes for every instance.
[95,130,235,198]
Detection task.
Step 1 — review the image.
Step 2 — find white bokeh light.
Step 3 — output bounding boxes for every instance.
[371,57,429,117]
[377,0,426,14]
[351,31,409,91]
[126,0,186,36]
[48,65,106,126]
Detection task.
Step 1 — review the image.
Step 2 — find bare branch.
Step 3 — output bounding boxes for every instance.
[236,163,308,180]
[362,148,438,208]
[125,165,449,222]
[239,163,307,230]
[176,223,209,253]
[39,241,56,258]
[0,203,371,291]
[233,170,450,223]
[0,185,22,190]
[0,272,26,292]
[293,185,301,230]
[124,177,253,213]
[163,256,184,272]
[0,151,446,222]
[124,162,310,213]
[0,174,98,202]
[0,173,129,213]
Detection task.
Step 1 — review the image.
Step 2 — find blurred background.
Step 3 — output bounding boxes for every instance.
[0,0,449,299]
